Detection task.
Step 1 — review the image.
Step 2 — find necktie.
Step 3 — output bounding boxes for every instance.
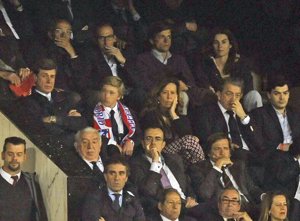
[90,161,101,173]
[160,165,172,189]
[226,110,243,147]
[11,175,18,186]
[112,193,121,211]
[110,110,119,144]
[221,167,233,188]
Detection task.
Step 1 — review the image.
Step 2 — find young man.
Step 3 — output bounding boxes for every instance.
[0,136,44,221]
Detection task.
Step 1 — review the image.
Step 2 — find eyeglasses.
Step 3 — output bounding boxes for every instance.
[223,91,242,99]
[54,28,72,37]
[221,198,240,206]
[144,136,163,143]
[97,35,115,41]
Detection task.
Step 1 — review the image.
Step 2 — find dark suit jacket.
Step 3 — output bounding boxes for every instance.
[264,150,300,199]
[19,89,87,136]
[188,159,263,204]
[81,186,146,221]
[192,103,259,155]
[146,213,197,221]
[129,153,195,215]
[250,103,300,155]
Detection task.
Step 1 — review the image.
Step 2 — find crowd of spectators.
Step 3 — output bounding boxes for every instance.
[0,0,300,220]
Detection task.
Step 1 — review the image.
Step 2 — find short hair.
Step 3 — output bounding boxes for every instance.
[218,187,241,204]
[207,132,230,151]
[3,137,26,152]
[266,74,289,93]
[258,191,289,221]
[74,127,101,152]
[100,76,125,97]
[104,157,130,176]
[148,20,172,40]
[34,58,57,74]
[219,77,244,93]
[141,123,165,140]
[158,188,181,204]
[48,18,71,33]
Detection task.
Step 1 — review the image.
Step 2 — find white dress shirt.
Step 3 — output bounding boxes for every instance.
[83,157,104,172]
[160,214,179,221]
[35,89,52,102]
[151,49,172,65]
[107,187,123,207]
[103,54,118,76]
[0,167,21,185]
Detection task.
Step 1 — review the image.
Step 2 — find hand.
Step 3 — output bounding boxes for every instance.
[98,217,106,221]
[104,46,126,64]
[185,197,198,208]
[232,211,253,221]
[215,157,233,169]
[42,116,56,124]
[178,80,188,91]
[231,100,247,120]
[54,37,77,58]
[115,38,127,50]
[18,68,30,81]
[145,143,160,162]
[169,95,179,119]
[68,109,81,117]
[279,143,290,152]
[185,21,198,32]
[122,140,134,156]
[7,72,21,86]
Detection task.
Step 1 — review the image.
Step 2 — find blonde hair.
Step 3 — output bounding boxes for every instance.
[100,76,125,97]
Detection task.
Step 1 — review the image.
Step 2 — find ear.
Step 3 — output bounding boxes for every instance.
[104,173,108,182]
[267,92,271,100]
[47,31,53,40]
[24,153,28,161]
[158,202,163,211]
[149,39,154,45]
[162,141,166,149]
[1,152,4,160]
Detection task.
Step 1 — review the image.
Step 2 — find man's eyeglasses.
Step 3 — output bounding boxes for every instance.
[97,35,115,41]
[54,29,72,37]
[144,136,163,143]
[221,198,240,206]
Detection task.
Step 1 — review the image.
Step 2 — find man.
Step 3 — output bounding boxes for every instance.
[192,77,258,156]
[20,58,86,141]
[147,188,197,221]
[81,157,146,221]
[82,23,138,108]
[129,124,197,216]
[201,188,253,221]
[189,133,262,213]
[0,136,44,220]
[250,75,300,155]
[135,20,211,110]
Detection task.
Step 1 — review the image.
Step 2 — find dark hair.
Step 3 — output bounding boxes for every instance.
[219,77,244,93]
[142,77,180,114]
[104,157,130,176]
[3,137,26,152]
[258,191,289,221]
[34,58,57,74]
[148,20,172,41]
[94,22,114,38]
[266,75,289,93]
[48,18,71,33]
[158,188,181,204]
[207,132,230,151]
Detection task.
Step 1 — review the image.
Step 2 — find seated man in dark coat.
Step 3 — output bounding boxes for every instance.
[147,188,197,221]
[81,157,146,221]
[188,132,263,216]
[19,58,86,144]
[129,124,198,216]
[198,188,253,221]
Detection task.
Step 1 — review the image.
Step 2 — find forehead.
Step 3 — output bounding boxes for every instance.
[106,163,127,172]
[162,83,177,91]
[101,84,119,92]
[38,69,56,76]
[271,84,289,93]
[272,195,286,203]
[80,131,99,141]
[97,26,114,36]
[214,34,229,41]
[5,143,25,153]
[55,21,71,29]
[165,192,181,201]
[155,29,171,37]
[222,189,239,199]
[212,138,229,148]
[222,83,241,93]
[144,128,164,137]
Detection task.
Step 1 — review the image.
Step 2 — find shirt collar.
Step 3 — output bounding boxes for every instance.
[151,49,172,64]
[0,167,21,185]
[103,102,118,113]
[35,89,52,101]
[217,101,232,115]
[160,214,179,221]
[272,105,287,117]
[107,187,123,196]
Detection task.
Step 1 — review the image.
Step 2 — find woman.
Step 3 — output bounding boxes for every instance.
[140,77,205,166]
[258,191,289,221]
[194,28,262,111]
[92,76,139,156]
